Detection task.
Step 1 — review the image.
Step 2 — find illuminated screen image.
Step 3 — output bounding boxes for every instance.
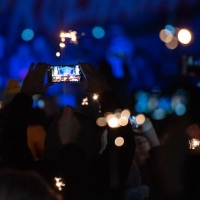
[49,65,81,82]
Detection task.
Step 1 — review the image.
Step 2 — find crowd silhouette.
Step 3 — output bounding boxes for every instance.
[0,62,200,200]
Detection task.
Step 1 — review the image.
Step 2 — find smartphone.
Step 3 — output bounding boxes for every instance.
[48,64,82,83]
[129,116,140,129]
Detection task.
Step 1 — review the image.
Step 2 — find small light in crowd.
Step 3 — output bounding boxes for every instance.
[59,42,65,48]
[135,114,146,125]
[81,97,88,105]
[59,30,78,51]
[115,137,124,147]
[81,32,85,36]
[177,28,192,45]
[56,52,60,57]
[96,117,107,127]
[93,93,99,100]
[21,28,34,41]
[54,177,65,191]
[189,138,200,150]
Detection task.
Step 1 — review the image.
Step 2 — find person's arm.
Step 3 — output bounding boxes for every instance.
[79,63,135,193]
[0,62,52,166]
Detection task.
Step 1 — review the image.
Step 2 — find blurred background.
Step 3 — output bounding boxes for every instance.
[1,0,200,123]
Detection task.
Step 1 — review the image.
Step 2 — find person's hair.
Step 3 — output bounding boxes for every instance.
[0,168,57,200]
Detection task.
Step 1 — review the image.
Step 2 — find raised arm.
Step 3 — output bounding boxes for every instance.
[0,62,52,167]
[79,62,135,196]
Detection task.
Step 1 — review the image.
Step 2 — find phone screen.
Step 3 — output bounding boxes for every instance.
[48,65,82,83]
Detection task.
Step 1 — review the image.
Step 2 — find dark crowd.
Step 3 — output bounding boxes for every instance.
[0,62,200,200]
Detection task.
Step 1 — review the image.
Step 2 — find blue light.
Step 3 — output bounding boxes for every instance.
[152,109,166,120]
[165,24,175,35]
[175,103,186,116]
[21,29,34,41]
[92,26,105,39]
[57,94,76,107]
[158,97,172,112]
[135,102,147,113]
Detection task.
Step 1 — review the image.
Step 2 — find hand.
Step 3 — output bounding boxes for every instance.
[57,106,81,145]
[98,129,108,154]
[141,118,161,148]
[20,62,52,96]
[78,62,111,94]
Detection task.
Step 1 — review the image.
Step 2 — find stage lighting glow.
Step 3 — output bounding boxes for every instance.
[21,29,34,41]
[92,26,105,39]
[177,28,192,45]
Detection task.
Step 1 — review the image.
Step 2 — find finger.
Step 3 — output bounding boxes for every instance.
[80,62,104,79]
[27,62,35,74]
[60,106,73,121]
[35,63,49,77]
[43,82,53,91]
[79,62,95,78]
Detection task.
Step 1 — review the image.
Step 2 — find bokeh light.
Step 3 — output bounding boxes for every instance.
[107,115,119,128]
[93,93,99,100]
[92,26,105,39]
[189,139,200,149]
[152,108,166,120]
[165,37,178,49]
[21,29,34,41]
[115,137,124,147]
[174,103,186,116]
[96,117,107,127]
[135,114,146,125]
[37,99,45,109]
[177,28,192,45]
[59,42,65,48]
[56,52,60,57]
